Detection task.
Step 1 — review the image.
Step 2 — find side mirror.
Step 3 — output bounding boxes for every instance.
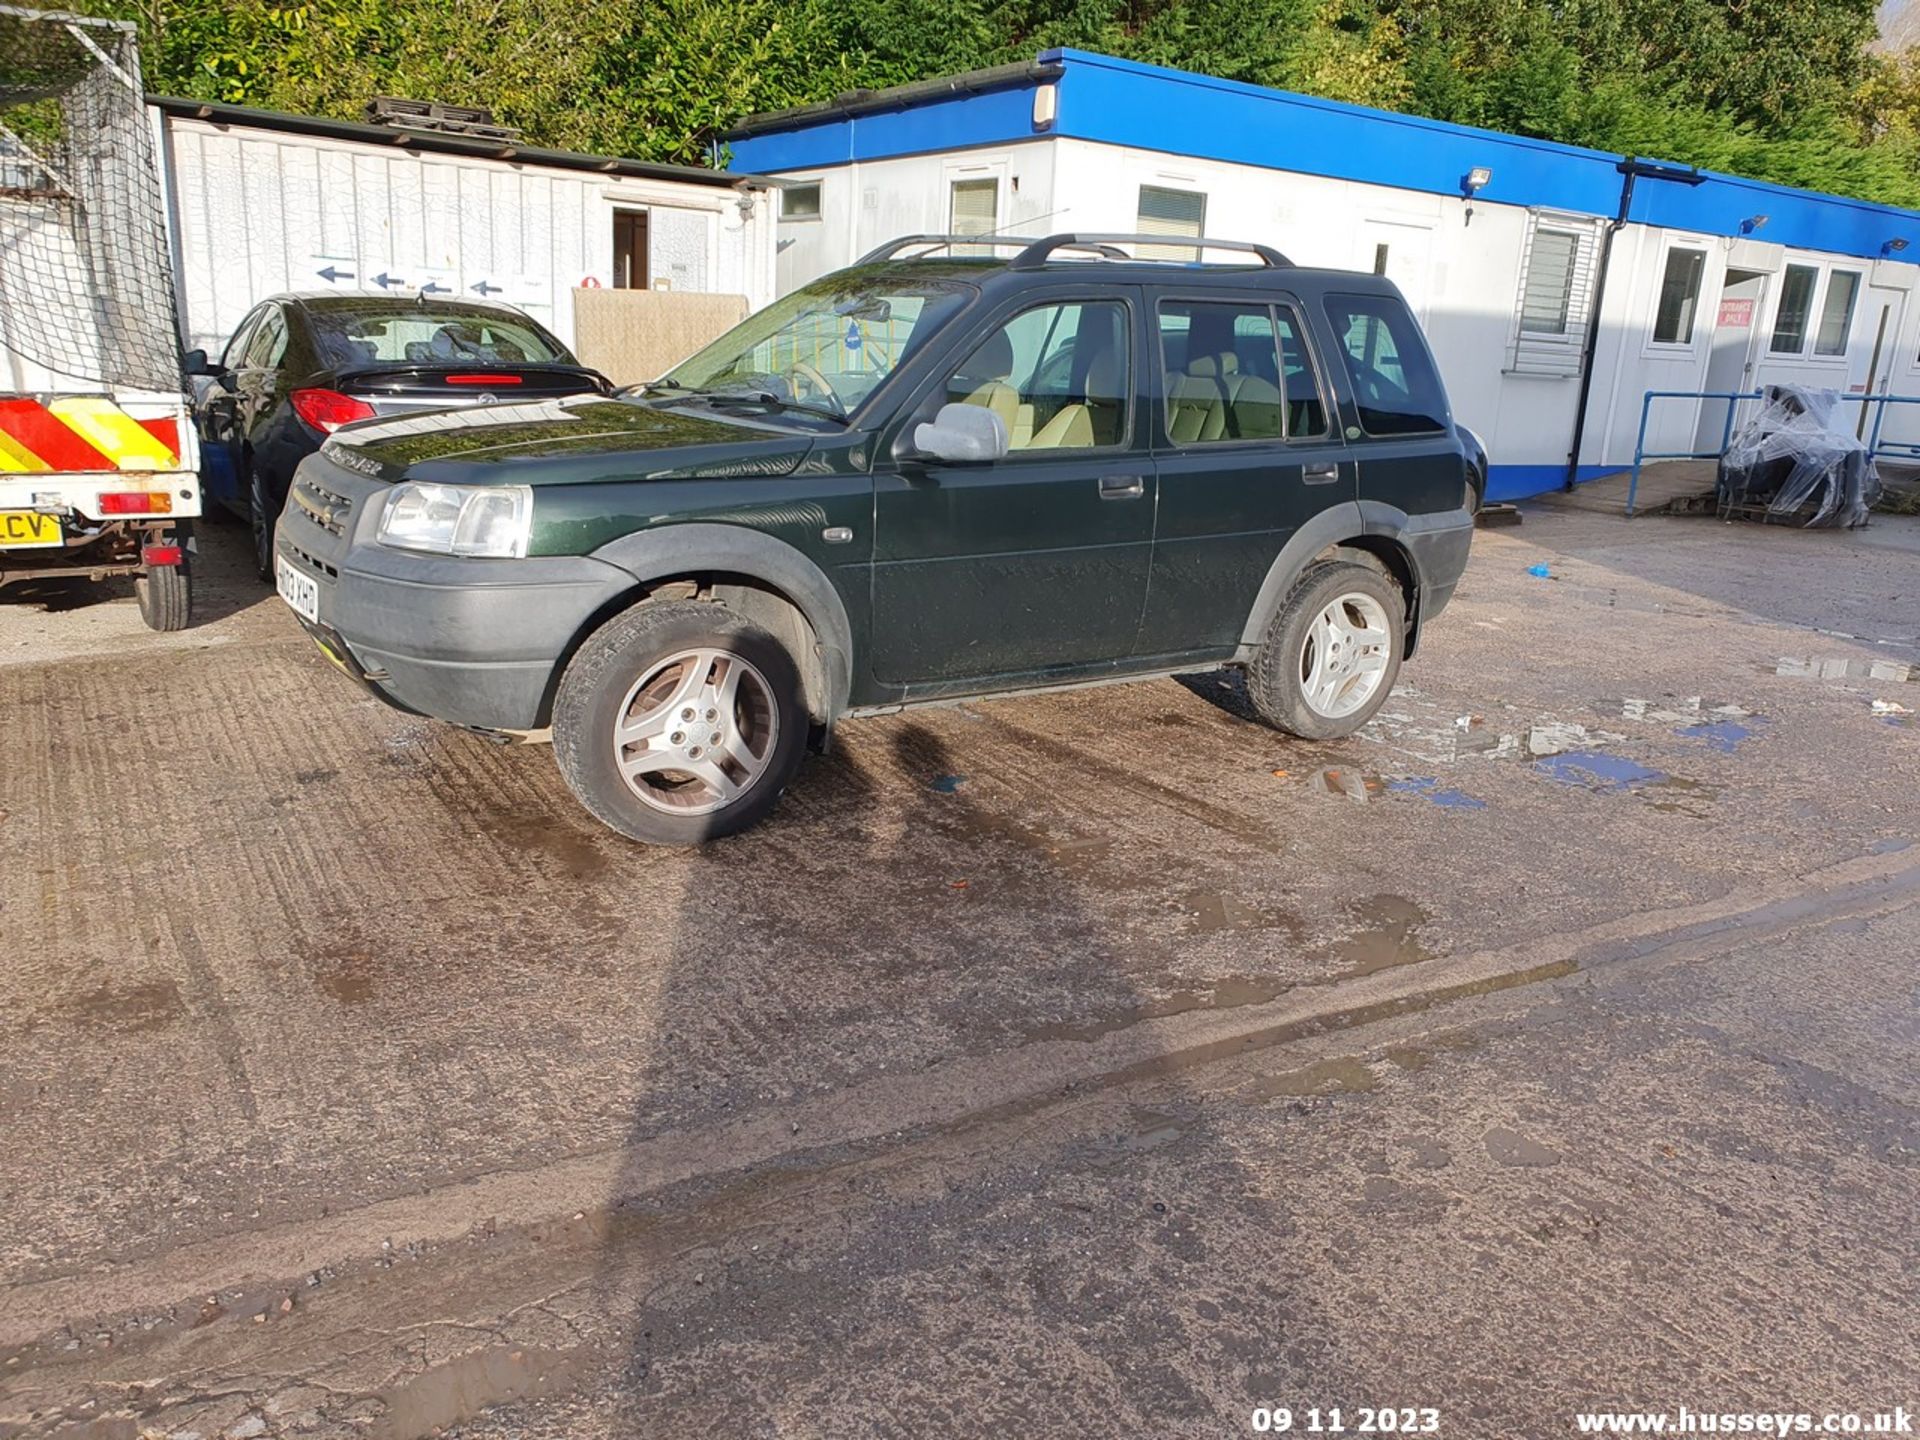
[182,348,223,377]
[912,402,1008,463]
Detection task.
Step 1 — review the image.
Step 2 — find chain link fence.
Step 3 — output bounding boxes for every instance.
[0,5,181,392]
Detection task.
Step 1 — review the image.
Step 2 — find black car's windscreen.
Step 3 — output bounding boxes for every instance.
[310,306,568,368]
[665,276,975,416]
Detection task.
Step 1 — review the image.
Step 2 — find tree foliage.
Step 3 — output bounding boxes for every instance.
[60,0,1920,208]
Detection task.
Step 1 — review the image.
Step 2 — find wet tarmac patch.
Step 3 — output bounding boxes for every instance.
[1257,1055,1380,1098]
[1027,974,1292,1044]
[62,978,185,1032]
[312,944,378,1004]
[1483,1126,1562,1168]
[485,813,608,879]
[1325,895,1435,978]
[929,773,967,793]
[371,1343,587,1439]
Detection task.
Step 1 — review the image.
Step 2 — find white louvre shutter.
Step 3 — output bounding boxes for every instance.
[1507,212,1603,377]
[949,179,998,237]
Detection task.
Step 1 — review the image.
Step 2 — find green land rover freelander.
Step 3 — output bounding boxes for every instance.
[273,233,1482,845]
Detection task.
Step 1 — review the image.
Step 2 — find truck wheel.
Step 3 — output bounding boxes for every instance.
[136,552,193,632]
[1249,559,1404,740]
[552,599,808,846]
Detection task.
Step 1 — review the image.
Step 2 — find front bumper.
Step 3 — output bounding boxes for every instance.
[274,454,634,729]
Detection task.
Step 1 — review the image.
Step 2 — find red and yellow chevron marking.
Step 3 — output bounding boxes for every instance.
[0,398,181,474]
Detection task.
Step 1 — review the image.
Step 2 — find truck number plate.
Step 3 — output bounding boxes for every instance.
[0,510,61,549]
[275,554,320,624]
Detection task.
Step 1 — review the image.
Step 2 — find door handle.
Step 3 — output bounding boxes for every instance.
[1099,473,1145,500]
[1302,462,1341,485]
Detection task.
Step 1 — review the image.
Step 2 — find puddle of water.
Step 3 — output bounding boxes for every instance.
[1644,776,1720,816]
[1257,1055,1380,1098]
[1622,697,1753,724]
[1326,895,1435,978]
[1309,766,1386,803]
[1182,889,1281,934]
[1772,656,1915,683]
[1534,751,1666,792]
[1386,776,1487,810]
[1676,717,1764,753]
[1121,1105,1189,1151]
[1384,1030,1485,1071]
[373,1344,586,1440]
[929,773,967,793]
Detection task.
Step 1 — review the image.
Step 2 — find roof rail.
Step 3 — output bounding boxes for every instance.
[855,233,1130,265]
[1009,233,1293,268]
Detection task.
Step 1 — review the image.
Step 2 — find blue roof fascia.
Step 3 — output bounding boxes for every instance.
[1051,50,1920,262]
[1046,49,1628,216]
[725,81,1043,173]
[726,46,1920,264]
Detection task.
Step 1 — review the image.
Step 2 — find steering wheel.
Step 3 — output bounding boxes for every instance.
[786,361,842,413]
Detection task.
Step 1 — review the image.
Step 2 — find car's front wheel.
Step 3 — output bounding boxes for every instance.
[552,599,808,845]
[1248,559,1405,740]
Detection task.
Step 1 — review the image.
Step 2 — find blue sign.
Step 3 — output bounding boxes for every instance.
[845,320,862,352]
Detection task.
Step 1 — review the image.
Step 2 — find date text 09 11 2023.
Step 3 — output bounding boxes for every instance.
[1252,1407,1442,1433]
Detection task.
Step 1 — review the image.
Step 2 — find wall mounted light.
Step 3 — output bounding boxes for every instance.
[1459,167,1492,227]
[1739,214,1769,235]
[1885,237,1911,256]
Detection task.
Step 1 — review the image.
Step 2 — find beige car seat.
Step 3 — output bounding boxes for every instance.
[948,328,1021,442]
[1030,345,1128,449]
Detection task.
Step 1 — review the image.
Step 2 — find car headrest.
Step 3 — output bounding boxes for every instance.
[1084,343,1127,398]
[954,327,1015,386]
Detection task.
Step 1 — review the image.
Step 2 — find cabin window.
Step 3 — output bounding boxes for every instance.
[1769,264,1820,355]
[1652,246,1707,345]
[1137,185,1207,261]
[1814,269,1860,357]
[780,182,822,221]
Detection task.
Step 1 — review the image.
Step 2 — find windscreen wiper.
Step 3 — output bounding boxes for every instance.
[659,387,849,426]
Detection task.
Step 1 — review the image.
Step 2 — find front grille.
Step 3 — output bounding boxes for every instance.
[291,477,353,536]
[285,539,338,579]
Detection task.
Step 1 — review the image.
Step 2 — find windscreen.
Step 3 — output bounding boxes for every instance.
[311,305,568,368]
[664,273,975,417]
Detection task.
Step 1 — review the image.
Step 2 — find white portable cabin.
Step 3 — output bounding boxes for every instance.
[150,97,780,360]
[725,51,1920,502]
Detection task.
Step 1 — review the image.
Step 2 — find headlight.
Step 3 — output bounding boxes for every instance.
[377,482,532,558]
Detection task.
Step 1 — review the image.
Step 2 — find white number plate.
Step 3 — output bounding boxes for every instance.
[275,554,320,625]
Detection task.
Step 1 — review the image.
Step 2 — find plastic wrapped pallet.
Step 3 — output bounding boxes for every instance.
[1717,385,1881,529]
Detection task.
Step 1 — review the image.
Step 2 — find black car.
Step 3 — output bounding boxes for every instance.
[187,294,610,578]
[275,233,1481,846]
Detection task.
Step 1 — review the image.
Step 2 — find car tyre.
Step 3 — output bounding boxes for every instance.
[552,599,808,846]
[1248,558,1405,740]
[135,543,192,632]
[247,462,275,583]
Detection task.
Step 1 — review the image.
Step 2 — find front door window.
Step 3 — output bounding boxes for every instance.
[943,300,1130,451]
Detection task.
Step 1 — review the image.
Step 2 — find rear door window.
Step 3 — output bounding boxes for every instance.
[1322,294,1447,436]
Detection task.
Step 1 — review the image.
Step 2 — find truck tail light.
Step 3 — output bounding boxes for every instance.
[142,543,183,567]
[291,388,377,433]
[98,491,172,515]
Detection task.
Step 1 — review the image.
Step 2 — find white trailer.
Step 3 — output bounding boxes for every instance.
[0,6,199,629]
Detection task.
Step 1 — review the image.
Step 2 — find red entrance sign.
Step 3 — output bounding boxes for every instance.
[1717,297,1755,327]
